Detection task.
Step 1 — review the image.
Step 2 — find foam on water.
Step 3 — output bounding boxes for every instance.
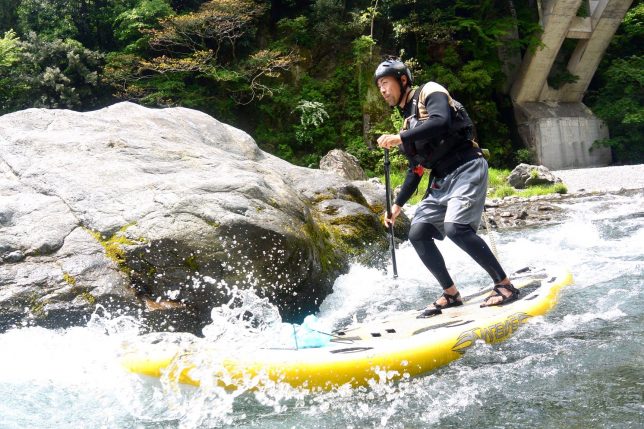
[0,309,143,428]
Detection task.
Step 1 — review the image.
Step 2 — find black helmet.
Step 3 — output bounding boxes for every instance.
[373,60,413,87]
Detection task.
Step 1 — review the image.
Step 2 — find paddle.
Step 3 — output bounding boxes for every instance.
[383,148,398,278]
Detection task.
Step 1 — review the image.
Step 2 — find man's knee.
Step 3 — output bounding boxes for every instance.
[444,222,474,241]
[409,223,442,243]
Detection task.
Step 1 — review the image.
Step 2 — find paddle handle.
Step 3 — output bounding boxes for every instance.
[384,149,398,278]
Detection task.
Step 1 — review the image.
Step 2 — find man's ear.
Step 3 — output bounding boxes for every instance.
[400,75,408,89]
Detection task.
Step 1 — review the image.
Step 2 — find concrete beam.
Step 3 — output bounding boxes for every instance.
[511,0,583,103]
[559,0,634,102]
[567,16,592,38]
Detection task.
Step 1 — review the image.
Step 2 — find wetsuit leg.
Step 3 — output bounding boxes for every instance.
[444,222,506,284]
[408,222,454,289]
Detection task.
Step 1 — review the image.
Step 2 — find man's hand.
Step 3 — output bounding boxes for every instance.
[384,204,402,227]
[377,134,402,150]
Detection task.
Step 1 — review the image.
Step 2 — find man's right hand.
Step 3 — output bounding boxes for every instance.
[384,204,402,227]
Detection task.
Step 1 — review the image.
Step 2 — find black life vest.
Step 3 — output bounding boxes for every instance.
[402,83,480,176]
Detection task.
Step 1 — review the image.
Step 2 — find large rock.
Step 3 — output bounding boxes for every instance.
[319,149,366,180]
[0,102,403,332]
[507,163,562,189]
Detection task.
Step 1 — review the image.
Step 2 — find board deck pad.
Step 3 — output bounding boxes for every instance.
[331,269,549,342]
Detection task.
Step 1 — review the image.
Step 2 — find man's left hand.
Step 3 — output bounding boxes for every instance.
[377,134,402,150]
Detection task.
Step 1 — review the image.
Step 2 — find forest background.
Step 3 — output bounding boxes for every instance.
[0,0,641,175]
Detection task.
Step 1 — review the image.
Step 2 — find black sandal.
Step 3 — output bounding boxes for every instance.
[480,283,520,308]
[417,291,463,318]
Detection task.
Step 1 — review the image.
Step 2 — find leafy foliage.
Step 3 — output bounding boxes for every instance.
[0,29,19,67]
[15,0,125,50]
[0,32,104,113]
[113,0,174,52]
[586,3,643,163]
[104,0,297,117]
[17,0,79,40]
[293,100,330,144]
[589,55,643,162]
[0,0,639,168]
[0,29,21,112]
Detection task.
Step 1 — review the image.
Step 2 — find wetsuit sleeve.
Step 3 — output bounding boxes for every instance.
[399,92,451,153]
[394,163,422,206]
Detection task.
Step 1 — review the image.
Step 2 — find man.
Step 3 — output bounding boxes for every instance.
[373,59,518,315]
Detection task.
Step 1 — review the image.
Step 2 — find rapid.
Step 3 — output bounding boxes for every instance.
[0,191,642,429]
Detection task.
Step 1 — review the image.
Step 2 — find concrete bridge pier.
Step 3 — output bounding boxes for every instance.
[514,102,609,170]
[510,0,633,169]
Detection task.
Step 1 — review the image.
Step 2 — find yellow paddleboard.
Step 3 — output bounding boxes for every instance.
[122,267,573,391]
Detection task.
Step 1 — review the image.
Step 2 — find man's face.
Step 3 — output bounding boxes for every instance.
[377,76,401,107]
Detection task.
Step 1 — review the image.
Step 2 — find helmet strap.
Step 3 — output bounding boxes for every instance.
[396,79,407,106]
[396,81,410,107]
[396,74,413,106]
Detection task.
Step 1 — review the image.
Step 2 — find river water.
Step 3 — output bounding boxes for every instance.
[0,191,642,429]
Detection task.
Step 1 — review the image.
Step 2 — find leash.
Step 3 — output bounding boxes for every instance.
[482,208,500,264]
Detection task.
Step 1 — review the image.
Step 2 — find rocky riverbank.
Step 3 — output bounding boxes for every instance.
[396,164,644,231]
[481,163,644,230]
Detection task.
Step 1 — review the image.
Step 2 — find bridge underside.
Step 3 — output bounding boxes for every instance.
[510,0,633,169]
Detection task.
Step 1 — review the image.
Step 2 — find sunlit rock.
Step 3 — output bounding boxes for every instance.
[0,102,399,332]
[507,163,562,189]
[319,149,366,180]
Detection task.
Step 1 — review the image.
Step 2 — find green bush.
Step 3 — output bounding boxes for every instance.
[0,32,105,113]
[490,184,516,199]
[515,148,534,164]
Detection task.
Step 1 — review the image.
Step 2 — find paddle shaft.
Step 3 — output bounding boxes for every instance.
[383,149,398,278]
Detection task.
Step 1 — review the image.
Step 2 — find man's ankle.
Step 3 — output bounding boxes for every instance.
[444,285,458,295]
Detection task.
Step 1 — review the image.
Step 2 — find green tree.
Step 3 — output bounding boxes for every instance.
[17,0,78,40]
[0,30,22,112]
[113,0,174,52]
[589,55,643,163]
[0,29,19,66]
[586,3,643,163]
[0,0,20,32]
[0,32,104,113]
[106,0,297,114]
[15,0,127,50]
